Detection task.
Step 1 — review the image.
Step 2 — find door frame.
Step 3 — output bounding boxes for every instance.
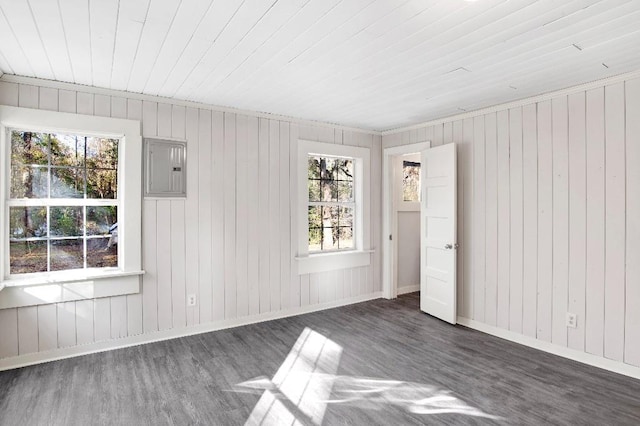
[382,141,431,300]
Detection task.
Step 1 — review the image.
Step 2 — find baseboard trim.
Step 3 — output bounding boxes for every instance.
[397,284,419,295]
[7,296,637,380]
[0,292,382,371]
[457,317,640,380]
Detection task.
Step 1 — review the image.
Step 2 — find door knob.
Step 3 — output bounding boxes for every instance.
[445,244,453,249]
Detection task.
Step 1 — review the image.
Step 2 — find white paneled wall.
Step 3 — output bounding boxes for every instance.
[0,81,382,360]
[383,76,640,368]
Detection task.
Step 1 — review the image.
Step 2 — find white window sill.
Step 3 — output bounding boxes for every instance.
[295,250,373,275]
[2,269,145,288]
[0,270,144,309]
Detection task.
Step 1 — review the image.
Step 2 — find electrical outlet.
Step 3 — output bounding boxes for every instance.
[566,313,577,328]
[187,294,197,307]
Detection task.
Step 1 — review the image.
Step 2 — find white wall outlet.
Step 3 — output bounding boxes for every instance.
[566,313,577,328]
[187,294,197,307]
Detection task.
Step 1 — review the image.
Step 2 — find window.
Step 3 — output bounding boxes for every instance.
[402,160,420,202]
[296,140,371,275]
[0,105,142,309]
[9,131,119,275]
[307,156,354,252]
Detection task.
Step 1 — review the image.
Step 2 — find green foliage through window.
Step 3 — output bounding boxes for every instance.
[7,130,119,274]
[308,156,354,252]
[11,131,118,199]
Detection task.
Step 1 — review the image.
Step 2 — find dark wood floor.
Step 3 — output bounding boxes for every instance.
[1,293,639,425]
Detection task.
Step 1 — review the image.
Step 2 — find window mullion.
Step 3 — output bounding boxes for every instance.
[308,201,353,207]
[83,205,87,269]
[47,134,52,272]
[6,198,117,207]
[46,205,51,272]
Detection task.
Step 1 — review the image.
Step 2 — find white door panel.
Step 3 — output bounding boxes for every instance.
[420,144,457,324]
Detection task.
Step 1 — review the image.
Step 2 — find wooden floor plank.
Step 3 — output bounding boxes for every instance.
[0,294,639,425]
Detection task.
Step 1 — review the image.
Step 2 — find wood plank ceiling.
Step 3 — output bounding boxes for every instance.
[0,0,639,131]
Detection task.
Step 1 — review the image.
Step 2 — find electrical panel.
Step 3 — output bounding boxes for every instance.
[144,138,186,197]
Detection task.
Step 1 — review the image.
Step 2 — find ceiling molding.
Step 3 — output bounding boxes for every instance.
[0,74,381,136]
[4,68,640,138]
[380,68,640,135]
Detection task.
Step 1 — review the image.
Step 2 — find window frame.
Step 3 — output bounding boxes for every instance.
[296,139,372,275]
[400,157,421,204]
[6,131,120,277]
[395,153,421,212]
[307,154,356,253]
[0,106,143,307]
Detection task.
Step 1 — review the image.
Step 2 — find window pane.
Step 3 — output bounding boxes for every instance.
[309,228,322,252]
[337,180,353,202]
[403,160,420,202]
[11,131,48,166]
[308,179,321,202]
[87,237,117,268]
[319,158,336,201]
[336,158,353,181]
[10,166,48,198]
[309,156,354,204]
[321,157,337,180]
[9,207,47,238]
[322,227,337,250]
[307,205,354,252]
[339,207,353,228]
[10,241,47,274]
[320,179,337,202]
[51,167,84,198]
[314,206,334,250]
[51,133,85,167]
[308,206,322,229]
[50,206,83,237]
[87,206,117,236]
[50,239,83,271]
[338,227,354,249]
[327,206,340,228]
[86,168,117,199]
[308,157,320,179]
[86,138,118,169]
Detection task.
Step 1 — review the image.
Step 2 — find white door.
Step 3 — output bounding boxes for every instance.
[420,144,457,324]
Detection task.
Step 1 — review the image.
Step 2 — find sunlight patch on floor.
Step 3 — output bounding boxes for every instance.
[235,327,499,425]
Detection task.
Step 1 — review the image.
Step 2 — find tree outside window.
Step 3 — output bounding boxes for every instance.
[8,130,119,274]
[307,155,355,252]
[402,160,420,202]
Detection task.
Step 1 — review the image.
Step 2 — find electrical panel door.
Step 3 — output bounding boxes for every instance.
[144,138,186,197]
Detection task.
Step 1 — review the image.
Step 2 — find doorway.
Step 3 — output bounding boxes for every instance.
[394,153,421,296]
[382,142,458,324]
[382,142,430,300]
